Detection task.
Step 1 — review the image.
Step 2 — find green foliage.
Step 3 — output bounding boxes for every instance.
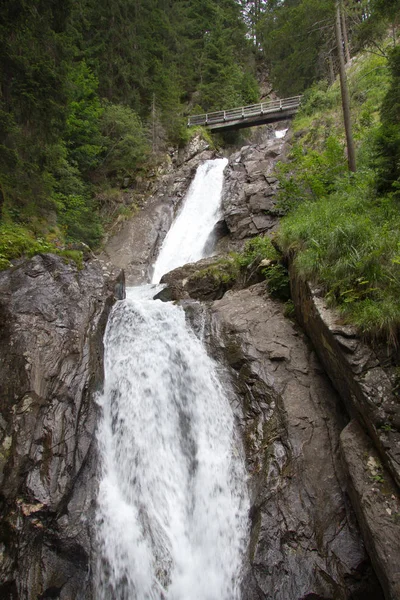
[55,193,102,247]
[100,104,149,178]
[0,0,259,263]
[236,236,290,300]
[276,135,347,212]
[193,256,240,285]
[65,62,104,173]
[279,169,400,342]
[276,43,400,342]
[374,47,400,197]
[0,224,54,269]
[236,236,280,268]
[257,0,334,96]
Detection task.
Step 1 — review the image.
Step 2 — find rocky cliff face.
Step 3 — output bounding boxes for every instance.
[0,254,123,599]
[158,258,385,599]
[211,283,383,600]
[217,129,288,249]
[3,127,399,599]
[150,124,399,598]
[290,273,400,600]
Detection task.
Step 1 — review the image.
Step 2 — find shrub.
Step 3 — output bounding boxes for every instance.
[99,103,149,179]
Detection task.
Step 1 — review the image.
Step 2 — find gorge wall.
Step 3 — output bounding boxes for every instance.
[0,255,124,599]
[1,128,399,599]
[154,129,400,599]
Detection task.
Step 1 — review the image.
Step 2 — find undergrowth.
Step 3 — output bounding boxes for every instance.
[191,237,290,300]
[0,224,83,271]
[276,42,400,344]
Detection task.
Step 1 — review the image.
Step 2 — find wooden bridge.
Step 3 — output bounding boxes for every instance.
[187,96,302,132]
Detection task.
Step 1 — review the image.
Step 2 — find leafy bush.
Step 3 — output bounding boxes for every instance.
[237,236,280,267]
[65,62,104,173]
[99,103,149,178]
[0,224,53,264]
[276,135,347,212]
[55,193,103,248]
[237,236,290,300]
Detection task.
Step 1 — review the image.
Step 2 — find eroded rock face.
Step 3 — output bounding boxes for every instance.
[0,254,123,599]
[341,420,400,600]
[209,283,384,600]
[290,272,400,599]
[100,135,216,284]
[219,135,288,245]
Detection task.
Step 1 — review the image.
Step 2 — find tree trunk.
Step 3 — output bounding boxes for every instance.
[335,1,357,172]
[328,53,335,85]
[341,5,351,63]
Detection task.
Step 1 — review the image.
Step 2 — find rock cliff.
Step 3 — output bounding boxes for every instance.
[0,254,123,599]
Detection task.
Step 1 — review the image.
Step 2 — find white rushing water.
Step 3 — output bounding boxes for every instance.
[275,128,288,139]
[152,158,228,283]
[95,159,249,600]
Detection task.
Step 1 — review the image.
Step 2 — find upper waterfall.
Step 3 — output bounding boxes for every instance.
[151,158,228,283]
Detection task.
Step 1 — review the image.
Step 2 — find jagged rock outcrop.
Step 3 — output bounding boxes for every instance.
[100,135,216,284]
[0,254,124,599]
[218,132,289,246]
[209,283,384,600]
[290,273,400,599]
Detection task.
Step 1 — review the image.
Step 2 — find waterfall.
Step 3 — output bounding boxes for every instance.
[152,158,228,283]
[95,159,249,600]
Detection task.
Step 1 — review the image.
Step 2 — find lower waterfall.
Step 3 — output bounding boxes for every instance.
[95,158,249,599]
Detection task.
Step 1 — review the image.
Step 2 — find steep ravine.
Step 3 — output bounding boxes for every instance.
[1,130,399,599]
[156,129,400,599]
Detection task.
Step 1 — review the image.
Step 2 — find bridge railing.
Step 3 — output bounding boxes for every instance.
[187,96,303,127]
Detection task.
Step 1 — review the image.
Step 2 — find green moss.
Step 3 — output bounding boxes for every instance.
[57,249,83,270]
[0,223,84,271]
[191,256,240,285]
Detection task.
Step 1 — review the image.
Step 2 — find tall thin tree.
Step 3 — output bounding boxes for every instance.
[335,0,357,172]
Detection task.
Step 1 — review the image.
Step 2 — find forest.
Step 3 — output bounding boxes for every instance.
[0,0,399,292]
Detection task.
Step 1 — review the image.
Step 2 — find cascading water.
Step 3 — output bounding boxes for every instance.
[151,158,228,283]
[95,158,249,600]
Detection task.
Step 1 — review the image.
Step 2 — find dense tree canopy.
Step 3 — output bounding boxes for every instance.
[0,0,258,250]
[0,0,398,257]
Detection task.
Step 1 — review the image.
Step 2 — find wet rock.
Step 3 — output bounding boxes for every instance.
[341,420,400,600]
[210,283,384,600]
[290,273,400,492]
[0,254,123,599]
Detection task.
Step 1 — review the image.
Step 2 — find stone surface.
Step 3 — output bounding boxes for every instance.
[210,283,384,600]
[156,256,238,302]
[219,134,288,242]
[290,273,400,492]
[341,420,400,600]
[0,254,123,599]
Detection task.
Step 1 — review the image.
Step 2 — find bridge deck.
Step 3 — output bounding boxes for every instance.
[187,96,302,132]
